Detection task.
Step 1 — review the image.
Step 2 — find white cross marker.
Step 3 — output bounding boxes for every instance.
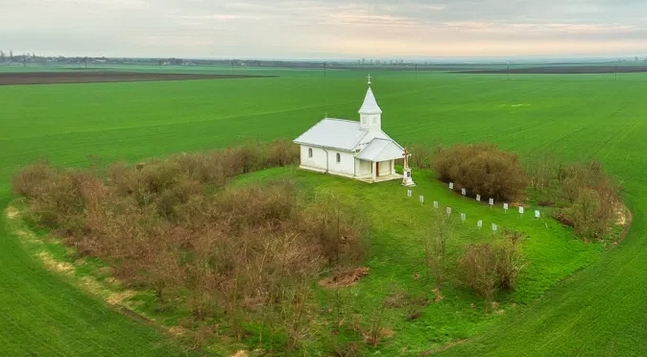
[367,73,372,85]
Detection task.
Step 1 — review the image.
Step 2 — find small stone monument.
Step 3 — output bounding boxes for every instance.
[519,206,525,215]
[535,210,541,219]
[492,223,498,232]
[446,207,452,215]
[407,189,412,197]
[489,198,494,207]
[449,182,454,190]
[460,212,466,222]
[419,195,424,205]
[477,220,483,229]
[401,147,416,187]
[503,203,509,213]
[461,188,466,196]
[433,201,439,209]
[476,194,481,202]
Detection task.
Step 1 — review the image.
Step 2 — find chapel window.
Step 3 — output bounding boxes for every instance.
[308,148,313,158]
[336,153,341,163]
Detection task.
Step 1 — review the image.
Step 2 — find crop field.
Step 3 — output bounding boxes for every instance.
[1,67,647,356]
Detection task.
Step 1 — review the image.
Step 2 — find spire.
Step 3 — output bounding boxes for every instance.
[358,74,382,115]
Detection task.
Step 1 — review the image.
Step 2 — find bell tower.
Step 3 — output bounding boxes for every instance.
[359,74,382,132]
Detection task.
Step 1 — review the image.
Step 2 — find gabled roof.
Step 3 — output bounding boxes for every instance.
[358,86,382,114]
[357,138,405,162]
[293,118,368,151]
[293,118,398,152]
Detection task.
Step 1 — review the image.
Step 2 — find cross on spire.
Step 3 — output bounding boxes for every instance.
[367,73,372,85]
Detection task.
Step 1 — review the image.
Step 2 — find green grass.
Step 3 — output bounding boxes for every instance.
[1,69,647,355]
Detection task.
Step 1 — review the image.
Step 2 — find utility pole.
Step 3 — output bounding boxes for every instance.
[415,63,418,80]
[507,61,510,81]
[324,62,327,77]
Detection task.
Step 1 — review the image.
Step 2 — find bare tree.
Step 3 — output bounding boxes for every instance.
[423,209,454,302]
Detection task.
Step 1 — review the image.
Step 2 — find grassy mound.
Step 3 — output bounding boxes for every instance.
[11,140,629,356]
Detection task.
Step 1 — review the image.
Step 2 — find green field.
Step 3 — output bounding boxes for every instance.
[1,68,647,356]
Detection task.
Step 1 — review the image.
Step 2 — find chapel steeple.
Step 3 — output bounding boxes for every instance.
[359,74,382,132]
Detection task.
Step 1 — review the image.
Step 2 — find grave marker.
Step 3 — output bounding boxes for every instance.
[446,207,452,215]
[449,182,454,190]
[419,195,425,205]
[535,210,541,219]
[407,189,412,198]
[433,201,439,209]
[519,206,524,215]
[503,203,509,213]
[489,198,494,208]
[477,220,483,229]
[461,188,466,196]
[492,223,498,232]
[460,213,466,222]
[476,194,481,202]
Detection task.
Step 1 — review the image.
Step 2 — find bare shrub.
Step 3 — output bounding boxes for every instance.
[12,138,362,354]
[550,161,621,240]
[433,143,528,202]
[268,138,300,167]
[422,209,455,301]
[407,144,434,170]
[457,232,526,303]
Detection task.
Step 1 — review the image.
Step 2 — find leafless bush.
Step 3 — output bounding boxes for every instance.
[433,143,529,202]
[11,138,364,353]
[529,160,623,240]
[457,232,526,303]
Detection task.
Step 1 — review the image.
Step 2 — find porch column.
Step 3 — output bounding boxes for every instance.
[391,160,395,175]
[372,161,377,182]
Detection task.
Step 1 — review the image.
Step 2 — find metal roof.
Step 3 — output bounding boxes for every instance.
[358,86,382,114]
[357,138,405,162]
[293,118,369,151]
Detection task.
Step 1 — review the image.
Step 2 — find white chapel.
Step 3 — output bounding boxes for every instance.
[293,75,408,183]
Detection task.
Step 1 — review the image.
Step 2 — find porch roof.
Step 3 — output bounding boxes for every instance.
[356,138,405,162]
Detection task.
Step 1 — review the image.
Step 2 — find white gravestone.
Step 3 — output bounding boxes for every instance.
[460,213,466,222]
[535,210,541,218]
[449,182,454,190]
[503,203,509,212]
[489,198,494,206]
[461,188,466,196]
[477,220,483,229]
[419,195,424,205]
[433,201,439,209]
[476,194,481,202]
[446,207,452,215]
[492,223,498,232]
[519,206,524,215]
[407,189,412,197]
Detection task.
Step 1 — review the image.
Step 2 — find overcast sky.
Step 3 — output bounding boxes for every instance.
[1,0,646,59]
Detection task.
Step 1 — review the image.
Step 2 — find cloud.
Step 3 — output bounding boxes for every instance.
[0,0,645,58]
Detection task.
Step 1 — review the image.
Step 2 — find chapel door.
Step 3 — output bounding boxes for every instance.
[375,162,380,177]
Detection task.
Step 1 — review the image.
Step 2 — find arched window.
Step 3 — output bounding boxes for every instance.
[308,148,313,158]
[336,153,341,163]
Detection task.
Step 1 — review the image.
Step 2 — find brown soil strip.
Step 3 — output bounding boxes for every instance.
[457,66,647,75]
[0,71,275,86]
